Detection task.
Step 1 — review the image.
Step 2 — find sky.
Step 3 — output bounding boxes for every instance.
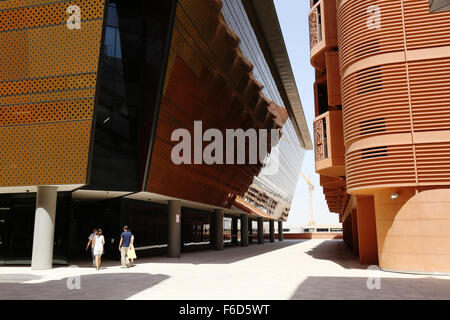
[273,0,340,228]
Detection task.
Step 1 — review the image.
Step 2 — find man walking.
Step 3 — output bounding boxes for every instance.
[86,227,98,268]
[118,225,132,268]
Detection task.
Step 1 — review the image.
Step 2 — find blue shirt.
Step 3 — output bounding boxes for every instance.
[121,231,132,247]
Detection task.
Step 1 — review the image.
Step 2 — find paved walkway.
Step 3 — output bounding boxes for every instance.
[1,240,450,300]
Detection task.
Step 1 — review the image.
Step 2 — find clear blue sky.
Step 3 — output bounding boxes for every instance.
[274,0,340,228]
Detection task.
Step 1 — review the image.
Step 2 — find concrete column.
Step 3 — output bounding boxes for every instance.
[240,214,248,247]
[31,186,58,270]
[269,220,275,243]
[257,218,264,244]
[212,209,224,250]
[168,200,181,258]
[210,212,216,248]
[278,221,283,241]
[248,220,253,243]
[231,217,238,246]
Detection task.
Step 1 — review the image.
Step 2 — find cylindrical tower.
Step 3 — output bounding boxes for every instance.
[338,0,450,273]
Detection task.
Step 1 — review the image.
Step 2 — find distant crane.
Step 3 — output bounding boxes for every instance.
[299,171,315,226]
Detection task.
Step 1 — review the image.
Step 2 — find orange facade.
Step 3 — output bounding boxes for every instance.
[0,0,105,188]
[0,0,289,210]
[147,0,286,208]
[309,0,450,273]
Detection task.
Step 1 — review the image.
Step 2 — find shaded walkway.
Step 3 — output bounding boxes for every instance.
[69,241,298,267]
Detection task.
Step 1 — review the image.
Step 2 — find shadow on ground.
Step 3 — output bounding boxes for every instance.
[0,274,41,283]
[0,272,169,300]
[69,241,301,267]
[142,241,300,265]
[305,239,367,270]
[291,276,450,300]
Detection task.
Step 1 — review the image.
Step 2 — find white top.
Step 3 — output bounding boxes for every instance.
[93,235,104,252]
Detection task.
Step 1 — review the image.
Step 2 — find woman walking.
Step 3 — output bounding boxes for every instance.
[128,233,137,267]
[93,228,105,270]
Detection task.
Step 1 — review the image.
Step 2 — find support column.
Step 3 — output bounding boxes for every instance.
[212,209,224,250]
[240,214,248,247]
[31,186,58,270]
[343,213,354,250]
[351,209,359,256]
[210,212,216,248]
[269,220,275,243]
[356,197,378,264]
[257,218,264,244]
[168,200,181,258]
[231,217,238,246]
[278,221,283,241]
[248,220,253,243]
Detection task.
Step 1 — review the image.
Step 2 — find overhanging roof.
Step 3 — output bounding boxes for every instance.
[243,0,313,150]
[124,192,274,220]
[430,0,450,12]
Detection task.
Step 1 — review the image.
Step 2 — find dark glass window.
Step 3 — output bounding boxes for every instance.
[0,193,70,264]
[87,0,175,191]
[429,0,450,13]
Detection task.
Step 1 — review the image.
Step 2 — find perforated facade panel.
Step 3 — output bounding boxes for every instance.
[0,0,106,188]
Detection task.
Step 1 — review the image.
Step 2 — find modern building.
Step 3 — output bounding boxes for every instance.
[301,224,342,234]
[309,0,450,273]
[0,0,311,269]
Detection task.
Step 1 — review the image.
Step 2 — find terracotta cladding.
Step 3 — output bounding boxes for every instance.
[320,176,348,214]
[0,0,105,187]
[341,62,411,144]
[409,58,450,132]
[346,145,416,190]
[146,0,284,208]
[403,0,450,49]
[338,0,450,193]
[337,0,404,74]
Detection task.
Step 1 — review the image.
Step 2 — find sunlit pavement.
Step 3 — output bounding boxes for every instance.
[1,239,450,300]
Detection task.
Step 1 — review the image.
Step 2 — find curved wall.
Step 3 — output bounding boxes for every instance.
[338,0,450,272]
[375,188,450,274]
[338,0,450,194]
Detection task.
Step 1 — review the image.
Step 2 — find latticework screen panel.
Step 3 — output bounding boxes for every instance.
[0,0,105,188]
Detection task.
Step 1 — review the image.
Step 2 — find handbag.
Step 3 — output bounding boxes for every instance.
[128,246,137,259]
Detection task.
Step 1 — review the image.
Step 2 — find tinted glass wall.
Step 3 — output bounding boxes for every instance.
[69,198,170,259]
[222,0,305,217]
[0,193,71,264]
[88,0,176,191]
